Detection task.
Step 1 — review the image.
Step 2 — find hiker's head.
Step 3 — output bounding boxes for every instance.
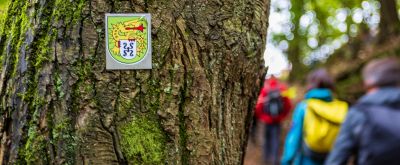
[307,68,335,91]
[265,73,278,79]
[362,57,400,90]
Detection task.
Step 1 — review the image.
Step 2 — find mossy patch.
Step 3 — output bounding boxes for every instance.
[22,126,47,164]
[52,118,78,165]
[118,115,166,164]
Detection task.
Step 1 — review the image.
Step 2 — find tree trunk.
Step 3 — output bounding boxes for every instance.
[0,0,270,164]
[287,0,307,82]
[378,0,400,43]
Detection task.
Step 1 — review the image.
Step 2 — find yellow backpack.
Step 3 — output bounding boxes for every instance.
[303,99,348,153]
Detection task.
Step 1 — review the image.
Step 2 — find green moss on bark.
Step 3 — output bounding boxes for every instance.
[3,0,86,163]
[118,115,166,164]
[51,119,78,165]
[21,127,48,164]
[116,77,167,164]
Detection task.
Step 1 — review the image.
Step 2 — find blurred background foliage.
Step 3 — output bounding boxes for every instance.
[268,0,400,102]
[0,0,9,31]
[0,0,9,9]
[0,0,9,15]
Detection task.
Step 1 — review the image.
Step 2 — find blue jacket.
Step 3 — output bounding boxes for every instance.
[281,88,333,165]
[325,88,400,165]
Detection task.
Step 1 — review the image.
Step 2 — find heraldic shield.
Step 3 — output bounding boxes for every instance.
[105,14,152,69]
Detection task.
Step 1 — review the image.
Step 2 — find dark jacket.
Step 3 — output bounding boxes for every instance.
[325,88,400,165]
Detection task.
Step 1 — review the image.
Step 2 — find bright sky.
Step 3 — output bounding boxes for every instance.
[264,44,289,76]
[263,0,290,76]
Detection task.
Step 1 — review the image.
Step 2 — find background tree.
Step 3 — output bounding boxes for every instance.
[0,0,270,164]
[269,0,400,101]
[270,0,376,81]
[377,0,400,42]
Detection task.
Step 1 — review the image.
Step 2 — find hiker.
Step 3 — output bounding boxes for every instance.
[281,68,348,165]
[254,74,292,165]
[325,57,400,165]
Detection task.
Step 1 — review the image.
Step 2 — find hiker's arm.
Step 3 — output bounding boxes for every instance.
[254,88,267,117]
[281,102,306,165]
[325,110,364,165]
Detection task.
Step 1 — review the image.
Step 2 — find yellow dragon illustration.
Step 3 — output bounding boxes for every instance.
[110,19,147,56]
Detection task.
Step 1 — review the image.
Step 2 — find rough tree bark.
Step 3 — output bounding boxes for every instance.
[0,0,269,164]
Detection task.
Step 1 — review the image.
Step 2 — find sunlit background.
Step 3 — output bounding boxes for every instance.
[265,0,381,76]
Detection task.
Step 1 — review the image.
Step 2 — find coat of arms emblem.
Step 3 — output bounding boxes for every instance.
[105,14,152,69]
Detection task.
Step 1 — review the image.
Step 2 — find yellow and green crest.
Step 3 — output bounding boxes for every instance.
[105,14,152,69]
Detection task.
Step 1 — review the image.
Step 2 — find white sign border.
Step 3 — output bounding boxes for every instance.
[105,13,152,70]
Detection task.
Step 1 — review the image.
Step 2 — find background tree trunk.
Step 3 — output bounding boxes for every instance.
[0,0,270,164]
[378,0,400,43]
[287,0,307,82]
